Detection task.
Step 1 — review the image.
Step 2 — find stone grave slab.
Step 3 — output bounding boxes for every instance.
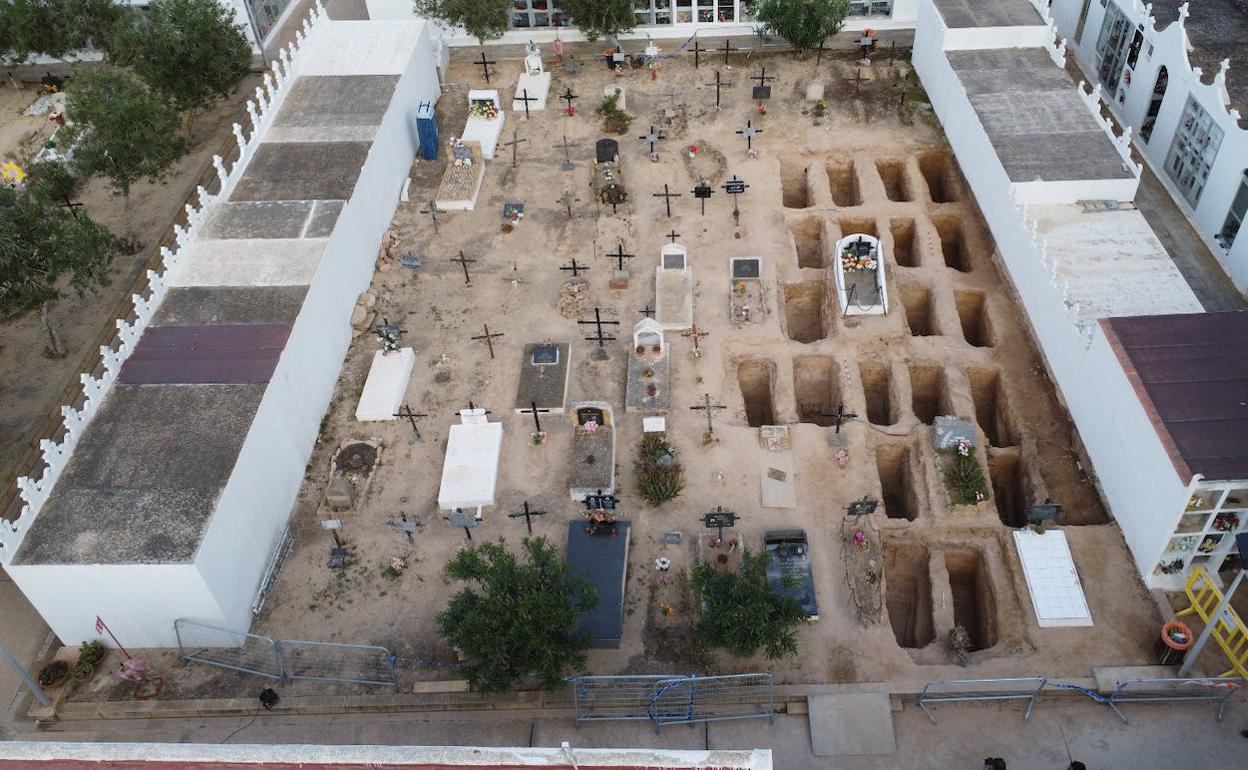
[1013,528,1093,628]
[151,286,308,326]
[230,142,371,202]
[438,419,503,511]
[355,348,416,421]
[119,323,291,385]
[172,239,324,287]
[566,519,631,648]
[463,90,505,160]
[626,345,670,414]
[570,404,616,500]
[933,415,976,450]
[435,140,485,211]
[202,201,314,240]
[304,200,345,237]
[513,72,551,112]
[760,447,797,509]
[513,342,571,413]
[808,693,896,756]
[656,270,693,331]
[273,75,399,129]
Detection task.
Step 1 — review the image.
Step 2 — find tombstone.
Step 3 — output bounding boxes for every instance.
[933,416,977,451]
[655,243,692,331]
[602,85,626,111]
[626,318,670,414]
[570,401,616,501]
[435,139,484,211]
[513,41,552,112]
[596,138,620,163]
[462,90,505,160]
[438,408,504,517]
[730,257,764,325]
[355,347,416,421]
[513,341,572,414]
[592,138,627,206]
[806,81,826,102]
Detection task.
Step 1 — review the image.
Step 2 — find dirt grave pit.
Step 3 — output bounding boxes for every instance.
[955,290,994,348]
[919,150,958,203]
[987,450,1030,528]
[859,360,896,426]
[899,284,937,337]
[793,355,841,426]
[790,217,826,269]
[968,368,1016,447]
[738,359,778,428]
[827,159,861,207]
[932,216,972,272]
[876,442,923,521]
[782,281,829,343]
[838,216,878,241]
[780,160,810,208]
[875,160,911,202]
[885,543,935,649]
[945,549,998,652]
[908,364,948,425]
[890,218,919,268]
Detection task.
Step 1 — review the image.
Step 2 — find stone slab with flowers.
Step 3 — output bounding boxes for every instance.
[434,138,484,211]
[462,90,504,160]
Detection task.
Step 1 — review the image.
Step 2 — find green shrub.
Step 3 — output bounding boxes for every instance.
[634,434,684,506]
[942,444,990,506]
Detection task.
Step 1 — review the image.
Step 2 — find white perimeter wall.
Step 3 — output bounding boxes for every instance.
[914,0,1187,584]
[1051,0,1248,290]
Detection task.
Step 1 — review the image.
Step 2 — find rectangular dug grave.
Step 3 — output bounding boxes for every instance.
[955,290,993,347]
[876,443,922,521]
[230,142,371,202]
[790,216,827,269]
[793,356,841,426]
[899,284,936,337]
[988,450,1029,528]
[885,543,935,648]
[118,324,291,385]
[908,364,949,425]
[782,281,828,343]
[738,360,777,427]
[780,160,810,208]
[890,219,918,267]
[944,549,998,651]
[932,216,972,272]
[827,159,861,207]
[875,160,911,202]
[968,368,1016,447]
[859,360,896,426]
[918,150,958,203]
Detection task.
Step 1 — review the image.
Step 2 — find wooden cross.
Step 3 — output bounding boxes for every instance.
[419,200,440,233]
[471,324,504,359]
[666,229,681,244]
[653,183,682,218]
[558,190,579,219]
[736,119,762,151]
[503,128,526,168]
[691,39,705,69]
[706,70,731,109]
[639,305,656,318]
[560,87,578,113]
[718,39,738,65]
[393,403,428,441]
[508,500,547,535]
[750,67,775,89]
[60,196,84,219]
[450,251,476,285]
[515,88,539,120]
[690,392,727,436]
[681,324,709,351]
[475,51,496,84]
[816,39,826,66]
[524,401,551,434]
[639,124,665,154]
[819,402,859,434]
[579,307,620,347]
[560,257,589,277]
[559,133,578,172]
[609,242,634,271]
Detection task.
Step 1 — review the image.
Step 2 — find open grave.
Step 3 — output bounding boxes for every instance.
[955,290,993,347]
[890,218,918,267]
[907,364,948,425]
[793,356,841,425]
[791,217,827,269]
[876,442,922,521]
[782,281,828,343]
[932,216,972,272]
[738,359,777,427]
[944,549,997,652]
[875,160,911,202]
[967,368,1016,447]
[780,160,810,208]
[987,450,1029,528]
[918,150,958,203]
[827,159,861,207]
[859,360,896,426]
[899,284,936,337]
[885,543,935,649]
[838,216,878,242]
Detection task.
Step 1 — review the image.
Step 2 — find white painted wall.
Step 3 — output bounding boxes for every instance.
[1050,0,1248,290]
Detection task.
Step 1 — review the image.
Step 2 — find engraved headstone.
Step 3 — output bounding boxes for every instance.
[933,416,977,450]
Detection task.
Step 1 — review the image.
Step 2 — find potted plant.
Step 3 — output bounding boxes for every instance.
[37,661,70,689]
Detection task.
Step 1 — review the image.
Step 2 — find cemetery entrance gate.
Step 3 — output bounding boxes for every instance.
[569,673,774,731]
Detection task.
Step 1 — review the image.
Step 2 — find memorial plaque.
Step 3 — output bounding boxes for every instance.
[731,258,761,279]
[532,343,559,365]
[752,86,771,101]
[724,178,747,195]
[664,531,682,544]
[663,252,686,270]
[933,415,977,450]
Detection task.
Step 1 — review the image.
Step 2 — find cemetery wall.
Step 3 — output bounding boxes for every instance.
[1050,0,1248,290]
[914,0,1188,584]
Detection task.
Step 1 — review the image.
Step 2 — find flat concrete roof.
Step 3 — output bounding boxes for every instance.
[1152,0,1248,120]
[14,384,265,565]
[268,75,399,142]
[201,200,343,240]
[948,48,1135,183]
[230,142,372,202]
[152,286,308,326]
[932,0,1042,28]
[118,324,291,385]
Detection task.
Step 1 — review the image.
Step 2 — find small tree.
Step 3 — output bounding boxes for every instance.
[412,0,509,45]
[555,0,635,43]
[0,0,119,65]
[108,0,252,138]
[0,185,115,356]
[438,536,597,693]
[691,549,806,660]
[748,0,851,53]
[65,66,185,246]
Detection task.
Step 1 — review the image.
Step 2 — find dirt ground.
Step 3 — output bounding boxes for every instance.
[0,75,260,499]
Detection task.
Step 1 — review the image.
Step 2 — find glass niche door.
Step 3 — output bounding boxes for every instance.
[1156,483,1248,583]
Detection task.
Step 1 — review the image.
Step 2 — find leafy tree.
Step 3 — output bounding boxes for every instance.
[0,0,119,64]
[556,0,635,43]
[25,158,80,206]
[64,66,186,244]
[0,184,115,356]
[438,536,597,693]
[748,0,851,53]
[691,549,806,660]
[108,0,252,138]
[413,0,509,45]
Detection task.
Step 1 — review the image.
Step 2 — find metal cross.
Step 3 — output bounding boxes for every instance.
[718,39,738,65]
[702,505,740,543]
[388,512,421,543]
[666,229,681,244]
[737,120,762,151]
[691,39,705,68]
[463,401,491,415]
[524,401,551,434]
[707,70,731,109]
[559,133,579,172]
[722,175,749,210]
[419,200,440,233]
[515,88,538,119]
[471,324,504,359]
[579,307,620,347]
[560,87,578,113]
[609,242,634,271]
[639,124,665,153]
[560,257,589,277]
[653,183,682,218]
[681,323,709,351]
[508,500,547,535]
[750,67,775,89]
[450,251,476,285]
[690,392,727,436]
[819,402,859,434]
[691,181,714,215]
[816,39,826,66]
[393,403,428,441]
[503,127,526,168]
[475,51,497,83]
[639,305,656,318]
[558,190,579,219]
[59,196,84,219]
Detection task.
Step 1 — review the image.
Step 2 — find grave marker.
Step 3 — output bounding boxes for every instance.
[559,133,579,172]
[638,305,656,318]
[666,229,681,244]
[706,70,731,109]
[819,402,858,434]
[692,181,714,215]
[717,39,738,64]
[736,120,762,152]
[560,87,579,114]
[475,51,497,84]
[419,200,440,233]
[560,256,589,277]
[639,124,665,154]
[515,88,538,119]
[509,500,547,534]
[558,190,580,219]
[681,323,709,352]
[503,128,526,168]
[691,40,705,68]
[388,512,421,543]
[524,400,552,434]
[447,508,479,541]
[450,251,476,285]
[394,403,427,441]
[653,183,681,218]
[750,67,775,101]
[609,242,635,271]
[471,324,505,359]
[702,505,740,543]
[933,416,976,450]
[690,392,726,437]
[579,307,620,347]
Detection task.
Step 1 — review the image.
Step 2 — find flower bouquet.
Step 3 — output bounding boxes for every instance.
[468,99,499,119]
[841,248,877,272]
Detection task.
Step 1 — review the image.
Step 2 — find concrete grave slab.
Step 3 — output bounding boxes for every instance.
[513,342,571,413]
[305,200,345,237]
[932,0,1042,28]
[274,75,400,128]
[230,142,371,202]
[656,269,693,331]
[172,239,326,287]
[118,323,291,385]
[356,348,416,421]
[808,693,897,756]
[760,448,797,509]
[151,286,308,326]
[201,201,314,240]
[438,420,504,510]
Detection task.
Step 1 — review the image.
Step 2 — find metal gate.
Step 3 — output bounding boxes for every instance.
[569,673,774,731]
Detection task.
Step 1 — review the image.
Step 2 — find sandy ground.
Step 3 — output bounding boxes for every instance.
[0,76,261,507]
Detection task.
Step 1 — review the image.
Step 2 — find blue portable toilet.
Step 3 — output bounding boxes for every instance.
[416,101,438,161]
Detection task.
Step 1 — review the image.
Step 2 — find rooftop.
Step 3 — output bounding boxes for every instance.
[932,0,1043,28]
[1103,311,1248,482]
[1152,0,1248,121]
[947,48,1135,183]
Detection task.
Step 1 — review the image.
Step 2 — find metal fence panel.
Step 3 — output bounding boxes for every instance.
[1106,677,1245,723]
[281,639,398,690]
[174,618,284,680]
[917,677,1047,724]
[570,673,774,730]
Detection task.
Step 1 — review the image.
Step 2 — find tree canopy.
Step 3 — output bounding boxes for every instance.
[108,0,252,129]
[0,0,119,64]
[413,0,510,44]
[691,549,806,660]
[748,0,851,52]
[556,0,635,42]
[437,536,597,693]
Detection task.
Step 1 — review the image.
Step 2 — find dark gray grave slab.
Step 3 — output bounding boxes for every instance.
[663,252,686,270]
[764,529,818,619]
[566,519,631,648]
[513,342,571,412]
[152,286,308,326]
[202,201,313,240]
[932,0,1042,28]
[626,349,669,413]
[118,323,291,385]
[274,75,400,128]
[14,383,265,565]
[305,200,345,237]
[230,142,371,202]
[571,426,615,495]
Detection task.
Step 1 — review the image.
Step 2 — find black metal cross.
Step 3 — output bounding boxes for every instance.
[722,175,749,210]
[524,401,551,434]
[503,128,526,168]
[559,133,578,172]
[515,88,538,120]
[736,120,762,151]
[558,190,579,219]
[471,323,504,359]
[718,39,738,64]
[394,403,428,441]
[639,305,656,318]
[819,402,859,433]
[579,307,620,347]
[690,392,727,436]
[702,506,740,543]
[691,39,705,68]
[560,257,589,277]
[463,401,491,415]
[750,67,775,89]
[666,229,681,244]
[639,124,665,153]
[508,500,547,535]
[609,242,634,271]
[419,200,440,233]
[475,51,497,83]
[560,87,578,113]
[59,196,84,219]
[707,70,731,109]
[451,251,476,285]
[691,181,713,215]
[653,184,681,218]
